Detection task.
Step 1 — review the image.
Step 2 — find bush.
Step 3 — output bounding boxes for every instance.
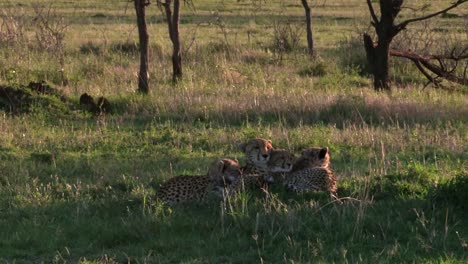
[272,21,303,52]
[298,59,328,77]
[369,166,436,200]
[110,42,139,55]
[335,35,369,75]
[431,173,468,210]
[80,41,102,55]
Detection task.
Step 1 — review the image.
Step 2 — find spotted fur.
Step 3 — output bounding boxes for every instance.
[283,167,337,194]
[239,149,295,190]
[157,159,242,204]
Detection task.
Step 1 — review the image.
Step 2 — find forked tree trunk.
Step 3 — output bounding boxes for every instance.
[134,0,150,93]
[363,0,401,91]
[301,0,314,57]
[364,0,467,91]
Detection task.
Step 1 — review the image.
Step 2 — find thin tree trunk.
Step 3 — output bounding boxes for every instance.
[134,0,150,93]
[172,0,182,82]
[301,0,314,57]
[163,0,182,83]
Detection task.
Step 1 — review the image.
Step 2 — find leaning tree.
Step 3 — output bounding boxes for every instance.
[363,0,467,91]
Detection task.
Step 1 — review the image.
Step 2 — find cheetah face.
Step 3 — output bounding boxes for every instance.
[239,138,273,165]
[264,149,295,183]
[208,158,242,187]
[268,149,294,173]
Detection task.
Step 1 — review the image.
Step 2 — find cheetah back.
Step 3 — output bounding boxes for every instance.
[158,175,212,204]
[284,167,337,194]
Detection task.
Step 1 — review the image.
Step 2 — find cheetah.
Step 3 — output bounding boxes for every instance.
[239,138,273,174]
[157,158,242,204]
[239,149,295,191]
[292,147,330,172]
[283,167,337,194]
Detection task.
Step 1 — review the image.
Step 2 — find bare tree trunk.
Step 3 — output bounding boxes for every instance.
[364,33,391,90]
[301,0,314,57]
[134,0,150,93]
[363,0,400,91]
[163,0,182,83]
[172,0,182,82]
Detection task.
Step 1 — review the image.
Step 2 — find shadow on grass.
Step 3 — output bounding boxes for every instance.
[1,169,467,262]
[69,93,468,131]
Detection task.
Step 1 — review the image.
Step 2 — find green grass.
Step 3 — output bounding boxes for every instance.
[0,0,467,262]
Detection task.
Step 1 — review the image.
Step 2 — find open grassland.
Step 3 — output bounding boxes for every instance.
[0,0,467,262]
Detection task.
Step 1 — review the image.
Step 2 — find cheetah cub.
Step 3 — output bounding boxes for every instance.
[240,149,295,190]
[283,167,337,194]
[157,158,242,204]
[239,138,273,174]
[292,147,330,172]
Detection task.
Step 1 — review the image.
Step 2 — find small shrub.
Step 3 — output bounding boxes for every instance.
[92,13,107,18]
[431,173,468,210]
[242,49,273,65]
[80,41,102,55]
[272,21,303,52]
[110,42,139,55]
[298,59,328,77]
[335,35,369,75]
[441,12,458,19]
[369,165,436,200]
[204,42,232,54]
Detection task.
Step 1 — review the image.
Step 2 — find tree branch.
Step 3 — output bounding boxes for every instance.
[390,48,468,86]
[366,0,379,26]
[162,0,174,43]
[395,0,468,32]
[412,59,441,87]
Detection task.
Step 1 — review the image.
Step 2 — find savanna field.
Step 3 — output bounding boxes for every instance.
[0,0,467,262]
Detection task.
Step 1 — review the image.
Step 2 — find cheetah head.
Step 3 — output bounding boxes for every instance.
[208,158,242,187]
[239,138,273,166]
[300,147,330,168]
[264,149,294,183]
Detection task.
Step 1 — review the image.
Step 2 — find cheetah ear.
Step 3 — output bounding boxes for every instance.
[208,159,225,179]
[239,142,247,152]
[319,147,328,159]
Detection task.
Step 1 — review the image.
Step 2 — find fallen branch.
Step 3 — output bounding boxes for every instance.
[389,48,468,88]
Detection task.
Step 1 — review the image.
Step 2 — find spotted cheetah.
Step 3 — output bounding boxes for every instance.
[292,147,330,172]
[239,138,273,174]
[157,158,242,204]
[239,149,295,190]
[283,167,337,194]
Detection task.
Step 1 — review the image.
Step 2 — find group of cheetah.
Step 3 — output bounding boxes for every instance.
[157,138,337,204]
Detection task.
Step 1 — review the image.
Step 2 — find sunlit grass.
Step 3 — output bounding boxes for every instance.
[0,0,467,262]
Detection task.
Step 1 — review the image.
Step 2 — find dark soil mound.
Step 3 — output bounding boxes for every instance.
[0,81,112,115]
[0,82,68,114]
